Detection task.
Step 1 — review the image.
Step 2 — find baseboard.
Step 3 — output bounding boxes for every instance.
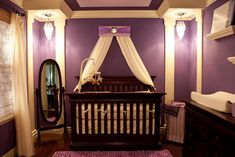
[2,147,16,157]
[33,127,71,136]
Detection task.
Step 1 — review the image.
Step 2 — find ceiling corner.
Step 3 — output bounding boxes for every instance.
[157,0,207,18]
[206,0,216,7]
[157,0,170,18]
[23,0,72,18]
[10,0,23,8]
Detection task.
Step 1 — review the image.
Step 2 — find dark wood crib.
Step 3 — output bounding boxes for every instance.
[67,76,165,150]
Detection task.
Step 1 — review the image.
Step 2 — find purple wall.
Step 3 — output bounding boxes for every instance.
[0,120,16,156]
[203,0,235,94]
[174,21,196,100]
[33,20,56,126]
[65,18,165,93]
[33,20,56,90]
[189,19,197,94]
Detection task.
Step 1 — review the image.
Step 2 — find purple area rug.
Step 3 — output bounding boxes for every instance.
[52,149,173,157]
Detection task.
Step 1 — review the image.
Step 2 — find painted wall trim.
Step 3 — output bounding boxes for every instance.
[195,9,203,93]
[71,10,159,19]
[164,17,175,104]
[54,18,66,87]
[2,147,16,157]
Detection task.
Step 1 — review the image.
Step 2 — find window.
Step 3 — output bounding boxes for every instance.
[0,19,14,122]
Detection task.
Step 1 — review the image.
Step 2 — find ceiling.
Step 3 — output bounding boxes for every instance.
[64,0,164,11]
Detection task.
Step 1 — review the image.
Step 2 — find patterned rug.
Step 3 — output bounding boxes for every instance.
[52,149,173,157]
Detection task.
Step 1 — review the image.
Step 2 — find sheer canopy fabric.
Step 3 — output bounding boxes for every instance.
[74,26,154,92]
[117,36,154,87]
[74,36,113,92]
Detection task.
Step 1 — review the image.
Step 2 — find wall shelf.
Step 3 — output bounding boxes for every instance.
[207,25,235,40]
[227,56,235,64]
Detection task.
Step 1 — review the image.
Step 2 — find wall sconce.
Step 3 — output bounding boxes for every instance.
[176,12,186,40]
[44,13,54,40]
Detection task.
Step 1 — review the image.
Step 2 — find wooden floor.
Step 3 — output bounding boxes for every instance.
[33,133,183,157]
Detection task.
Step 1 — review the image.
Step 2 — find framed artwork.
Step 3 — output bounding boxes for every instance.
[211,0,235,33]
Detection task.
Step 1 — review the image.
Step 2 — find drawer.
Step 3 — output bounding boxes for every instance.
[209,144,232,157]
[183,143,206,157]
[211,131,235,154]
[185,110,209,139]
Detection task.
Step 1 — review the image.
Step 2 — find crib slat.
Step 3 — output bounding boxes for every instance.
[78,104,82,134]
[123,103,127,134]
[149,104,153,135]
[91,103,95,134]
[136,103,140,135]
[104,103,108,134]
[85,103,89,134]
[130,104,133,134]
[117,103,120,134]
[98,103,101,134]
[143,103,146,135]
[111,103,114,134]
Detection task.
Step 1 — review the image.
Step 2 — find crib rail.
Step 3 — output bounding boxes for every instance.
[75,76,156,92]
[67,92,165,150]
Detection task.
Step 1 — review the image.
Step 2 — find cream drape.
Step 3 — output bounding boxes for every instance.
[74,32,155,92]
[74,36,113,92]
[116,36,154,87]
[11,14,34,156]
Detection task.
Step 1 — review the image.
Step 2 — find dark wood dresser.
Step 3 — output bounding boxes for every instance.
[183,100,235,157]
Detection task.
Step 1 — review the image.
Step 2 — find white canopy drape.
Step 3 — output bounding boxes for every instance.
[117,36,154,87]
[74,36,113,92]
[74,26,154,92]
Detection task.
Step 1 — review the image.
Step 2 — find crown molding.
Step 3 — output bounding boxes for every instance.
[71,10,159,19]
[206,0,216,7]
[10,0,23,8]
[158,0,206,18]
[157,0,170,18]
[23,0,72,18]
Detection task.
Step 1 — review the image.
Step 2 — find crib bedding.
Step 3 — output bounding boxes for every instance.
[76,103,156,135]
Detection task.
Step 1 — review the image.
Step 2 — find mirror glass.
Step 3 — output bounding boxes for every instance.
[39,59,62,123]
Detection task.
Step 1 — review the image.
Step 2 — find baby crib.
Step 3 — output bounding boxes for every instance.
[67,76,165,150]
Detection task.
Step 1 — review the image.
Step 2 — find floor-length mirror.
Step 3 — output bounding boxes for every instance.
[36,59,67,143]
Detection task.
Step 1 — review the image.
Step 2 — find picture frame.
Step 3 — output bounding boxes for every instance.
[211,0,235,33]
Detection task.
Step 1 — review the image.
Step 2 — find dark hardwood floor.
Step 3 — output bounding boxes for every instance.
[33,133,183,157]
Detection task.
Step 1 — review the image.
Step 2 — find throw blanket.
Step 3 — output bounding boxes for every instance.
[52,150,173,157]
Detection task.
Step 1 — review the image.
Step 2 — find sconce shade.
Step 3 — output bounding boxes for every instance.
[44,21,54,40]
[176,21,186,40]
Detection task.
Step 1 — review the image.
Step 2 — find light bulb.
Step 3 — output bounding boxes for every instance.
[44,21,54,40]
[176,21,186,40]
